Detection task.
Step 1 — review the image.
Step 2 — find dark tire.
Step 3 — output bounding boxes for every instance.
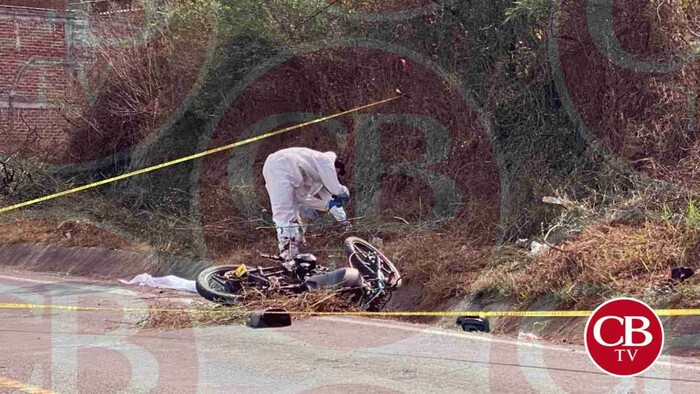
[342,237,402,288]
[196,265,245,304]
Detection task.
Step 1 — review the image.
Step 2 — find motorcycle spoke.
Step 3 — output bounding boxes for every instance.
[354,244,373,260]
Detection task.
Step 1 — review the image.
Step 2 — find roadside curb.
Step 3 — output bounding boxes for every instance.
[0,242,210,280]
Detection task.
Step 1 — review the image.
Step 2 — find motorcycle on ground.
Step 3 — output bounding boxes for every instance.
[195,237,402,311]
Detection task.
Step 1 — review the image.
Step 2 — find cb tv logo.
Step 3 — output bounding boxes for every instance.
[585,297,664,377]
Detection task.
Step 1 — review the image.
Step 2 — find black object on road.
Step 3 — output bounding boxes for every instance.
[248,308,292,328]
[457,316,490,333]
[670,267,695,283]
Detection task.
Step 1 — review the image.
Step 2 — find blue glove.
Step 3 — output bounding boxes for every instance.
[329,194,350,209]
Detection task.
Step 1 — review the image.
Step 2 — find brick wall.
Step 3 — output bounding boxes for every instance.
[0,1,136,159]
[0,2,78,158]
[1,1,66,10]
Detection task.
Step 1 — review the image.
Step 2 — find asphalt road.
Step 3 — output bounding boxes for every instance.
[1,269,699,393]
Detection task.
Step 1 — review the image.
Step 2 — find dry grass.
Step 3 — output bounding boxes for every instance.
[60,0,214,163]
[140,289,358,330]
[474,219,700,310]
[381,233,528,309]
[2,1,700,333]
[558,0,700,186]
[470,182,700,312]
[669,275,700,309]
[0,218,147,251]
[524,221,694,295]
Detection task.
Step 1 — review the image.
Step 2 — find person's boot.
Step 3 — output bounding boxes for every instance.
[279,241,300,271]
[277,223,302,270]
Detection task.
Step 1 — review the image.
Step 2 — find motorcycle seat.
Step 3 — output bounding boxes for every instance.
[305,267,363,290]
[294,253,318,263]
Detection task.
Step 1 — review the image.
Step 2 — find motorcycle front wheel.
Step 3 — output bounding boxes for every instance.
[195,265,245,304]
[342,237,402,288]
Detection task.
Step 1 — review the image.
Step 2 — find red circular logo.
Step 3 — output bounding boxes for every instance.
[584,297,664,377]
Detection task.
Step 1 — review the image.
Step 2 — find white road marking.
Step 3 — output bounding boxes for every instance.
[322,317,700,372]
[0,274,56,284]
[1,272,699,373]
[323,316,586,353]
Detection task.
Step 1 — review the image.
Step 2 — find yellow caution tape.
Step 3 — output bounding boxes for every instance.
[0,95,401,215]
[1,303,699,318]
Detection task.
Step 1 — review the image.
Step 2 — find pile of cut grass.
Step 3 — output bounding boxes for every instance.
[140,289,359,330]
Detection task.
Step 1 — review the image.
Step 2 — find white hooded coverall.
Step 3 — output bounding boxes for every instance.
[262,148,350,256]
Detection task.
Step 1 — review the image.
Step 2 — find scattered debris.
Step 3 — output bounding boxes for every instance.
[670,266,695,283]
[518,332,542,341]
[139,301,247,330]
[529,241,551,256]
[140,289,356,330]
[658,266,697,294]
[542,196,574,208]
[248,308,292,328]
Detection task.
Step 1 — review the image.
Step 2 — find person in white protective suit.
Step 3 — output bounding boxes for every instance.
[262,147,351,261]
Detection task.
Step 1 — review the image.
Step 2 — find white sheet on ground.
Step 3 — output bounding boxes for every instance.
[119,273,197,293]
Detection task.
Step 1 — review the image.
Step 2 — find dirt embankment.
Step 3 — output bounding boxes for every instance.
[1,193,699,356]
[1,0,700,349]
[0,218,211,280]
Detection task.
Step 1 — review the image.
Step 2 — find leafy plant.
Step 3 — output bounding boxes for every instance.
[686,199,700,229]
[504,0,552,23]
